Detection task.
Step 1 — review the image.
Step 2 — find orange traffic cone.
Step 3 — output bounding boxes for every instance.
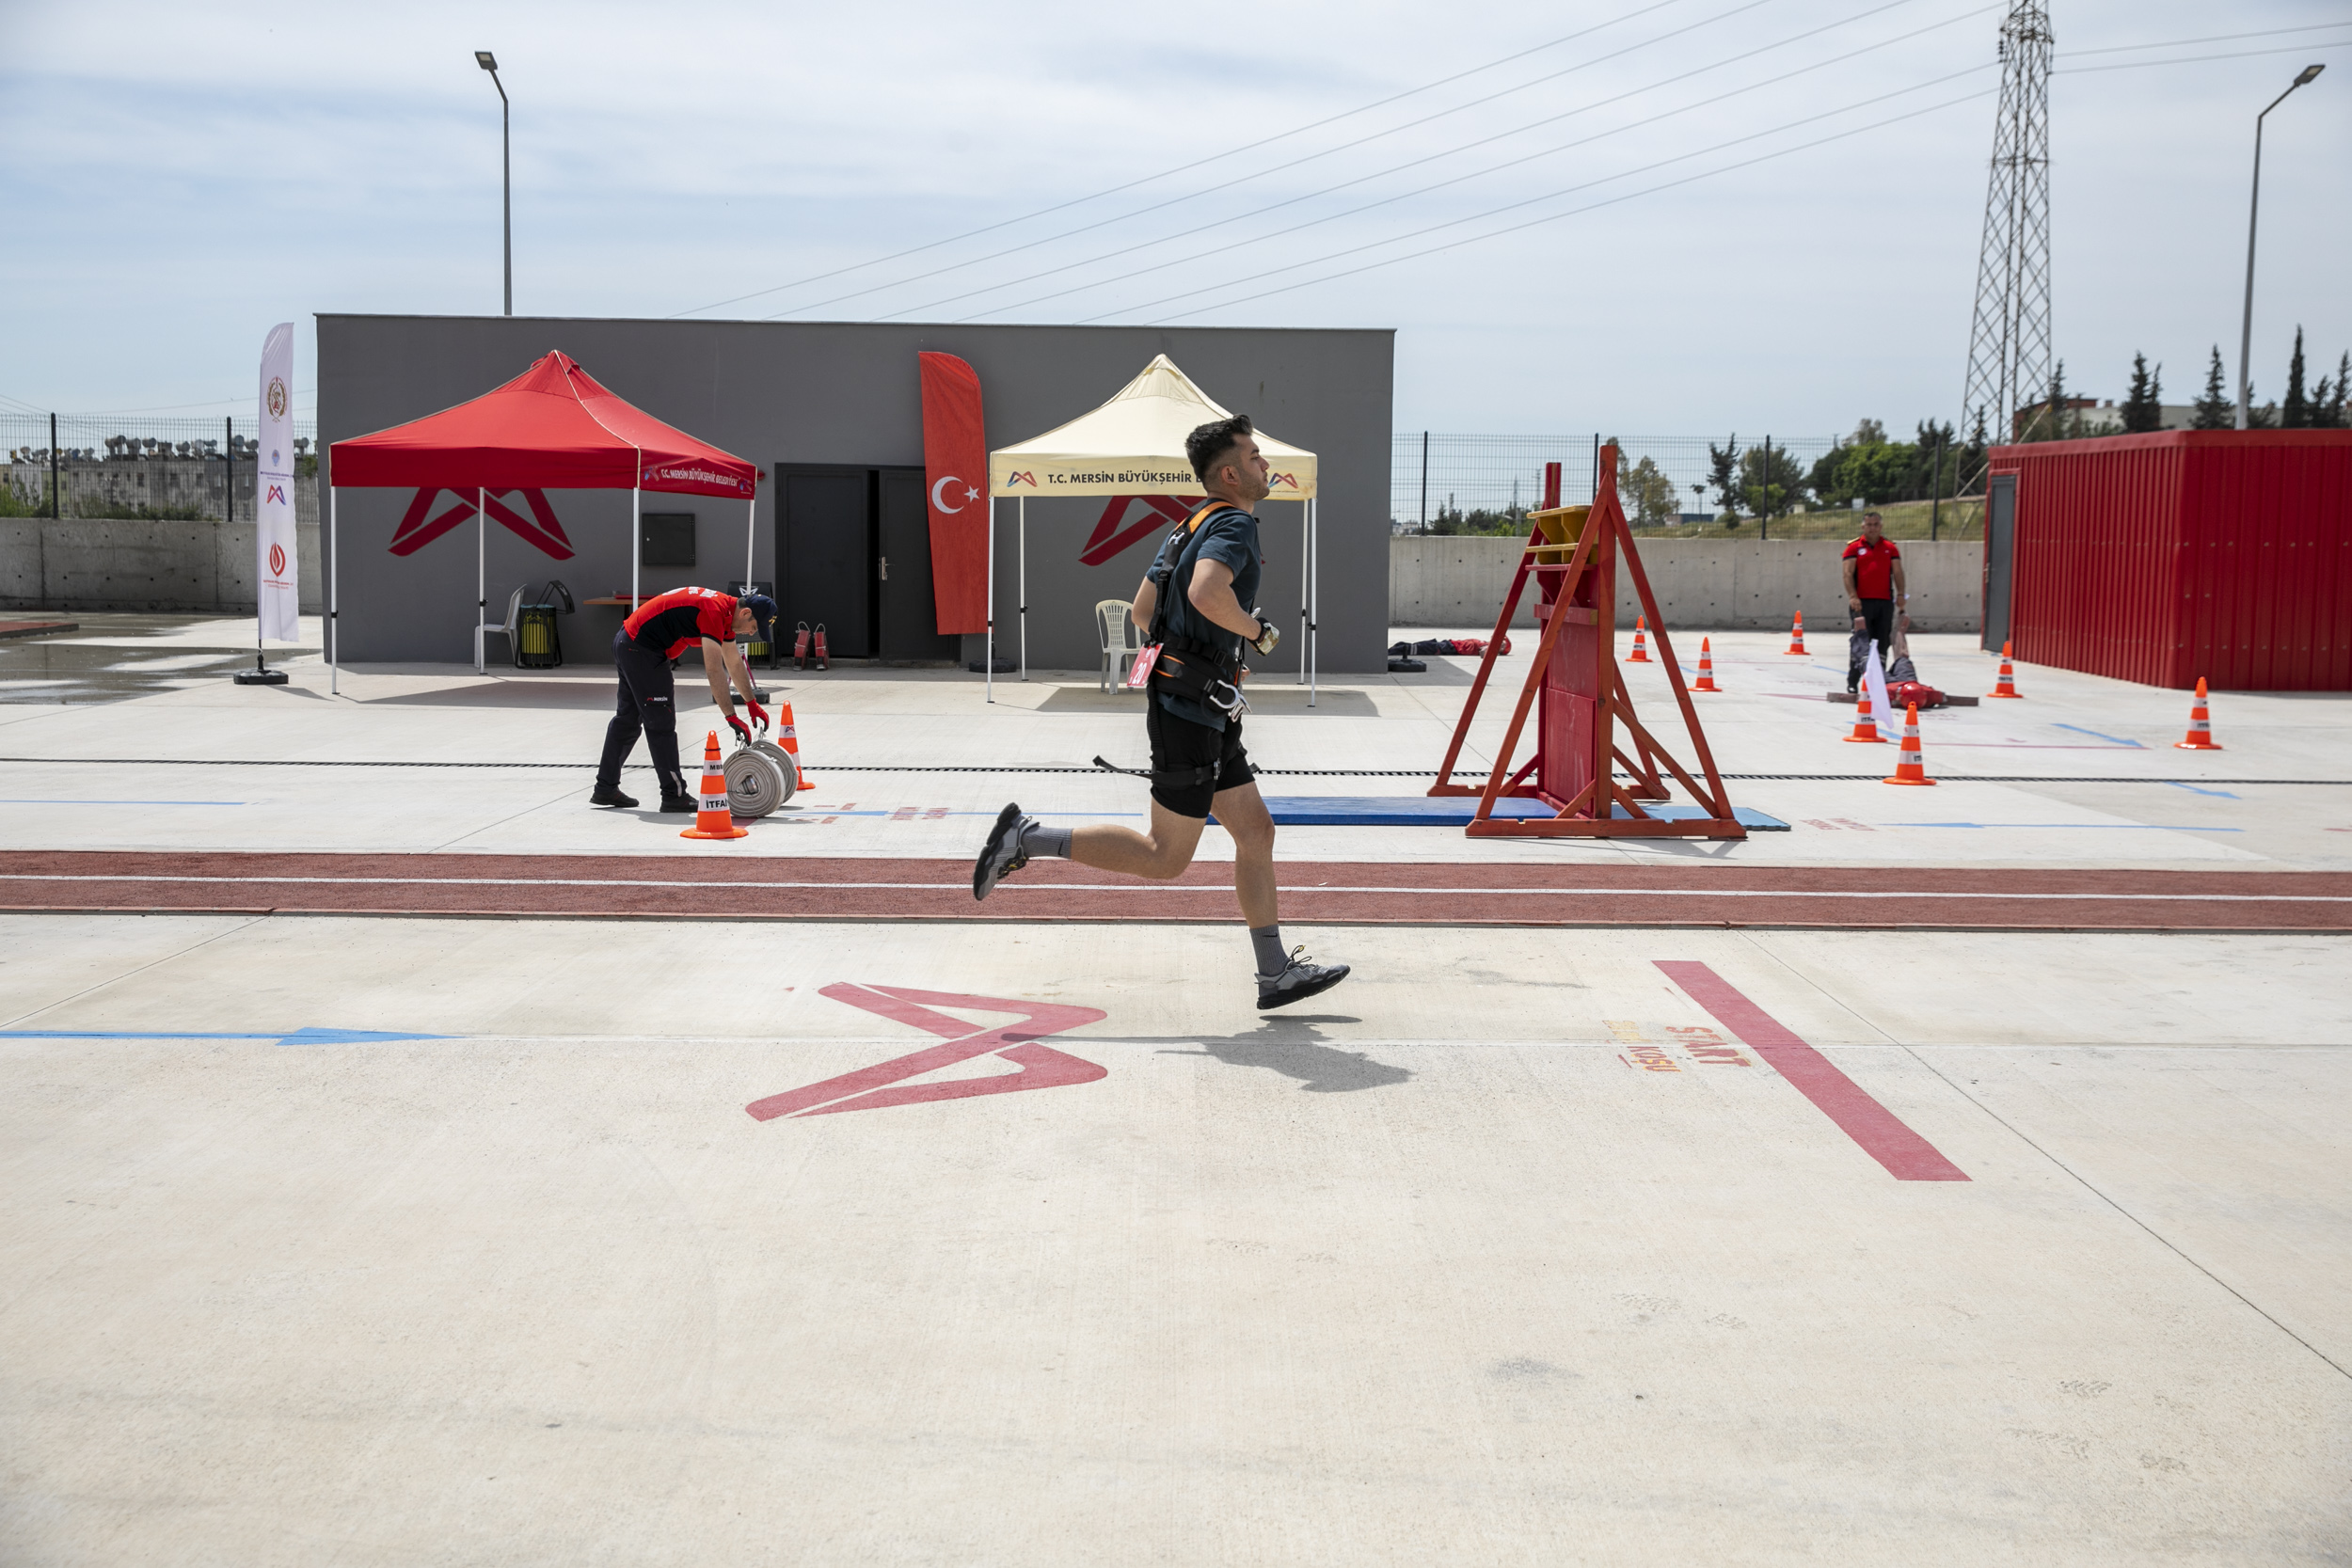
[1883,703,1935,785]
[1692,638,1720,691]
[1627,616,1651,663]
[776,700,811,787]
[1988,640,2023,698]
[680,730,750,839]
[2174,677,2223,750]
[1785,610,1806,655]
[1843,684,1884,743]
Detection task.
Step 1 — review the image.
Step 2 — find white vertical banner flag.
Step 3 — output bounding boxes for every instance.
[256,323,300,643]
[1863,639,1891,732]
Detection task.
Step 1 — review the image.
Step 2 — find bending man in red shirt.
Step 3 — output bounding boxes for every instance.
[1840,512,1908,695]
[594,587,775,812]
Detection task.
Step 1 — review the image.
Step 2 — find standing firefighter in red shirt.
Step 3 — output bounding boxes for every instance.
[1841,511,1909,695]
[593,586,777,812]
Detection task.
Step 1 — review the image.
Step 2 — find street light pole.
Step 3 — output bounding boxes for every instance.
[2237,64,2324,430]
[476,51,510,316]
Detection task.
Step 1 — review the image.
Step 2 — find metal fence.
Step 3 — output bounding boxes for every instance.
[4,412,322,522]
[1391,433,1841,532]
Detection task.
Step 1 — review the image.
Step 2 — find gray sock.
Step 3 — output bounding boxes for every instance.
[1250,925,1288,978]
[1018,819,1073,859]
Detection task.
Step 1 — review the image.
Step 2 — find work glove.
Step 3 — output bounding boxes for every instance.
[726,714,753,744]
[1250,616,1281,657]
[743,696,770,728]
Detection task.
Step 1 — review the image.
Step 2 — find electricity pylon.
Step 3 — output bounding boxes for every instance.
[1960,0,2055,480]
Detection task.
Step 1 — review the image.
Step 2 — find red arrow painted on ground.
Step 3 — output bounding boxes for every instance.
[744,985,1107,1120]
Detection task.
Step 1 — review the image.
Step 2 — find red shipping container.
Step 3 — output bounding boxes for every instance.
[1985,430,2352,690]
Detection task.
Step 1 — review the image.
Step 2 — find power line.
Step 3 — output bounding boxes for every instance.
[766,0,1788,322]
[2056,39,2352,74]
[1097,24,2337,342]
[923,1,1994,325]
[1147,86,1998,325]
[2061,20,2352,58]
[1140,86,1995,325]
[1071,59,1994,325]
[661,0,1697,320]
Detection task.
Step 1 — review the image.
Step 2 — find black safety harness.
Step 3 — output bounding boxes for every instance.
[1141,502,1251,715]
[1094,500,1253,791]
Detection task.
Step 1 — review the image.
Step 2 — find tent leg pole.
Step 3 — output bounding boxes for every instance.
[1018,497,1026,683]
[745,493,755,592]
[985,501,994,705]
[327,487,338,696]
[630,484,641,613]
[1298,499,1308,683]
[476,485,485,674]
[1310,498,1318,709]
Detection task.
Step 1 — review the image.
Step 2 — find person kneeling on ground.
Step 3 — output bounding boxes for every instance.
[594,586,774,812]
[971,414,1349,1011]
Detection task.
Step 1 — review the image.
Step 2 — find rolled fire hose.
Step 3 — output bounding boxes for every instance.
[752,737,800,789]
[723,743,792,818]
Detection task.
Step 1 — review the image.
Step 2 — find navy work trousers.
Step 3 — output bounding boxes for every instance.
[597,629,687,800]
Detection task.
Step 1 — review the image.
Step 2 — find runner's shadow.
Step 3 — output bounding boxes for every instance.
[1159,1014,1411,1094]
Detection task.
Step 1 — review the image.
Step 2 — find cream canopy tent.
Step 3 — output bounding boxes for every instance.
[984,354,1323,704]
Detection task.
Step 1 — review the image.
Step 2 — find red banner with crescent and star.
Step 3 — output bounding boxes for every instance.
[918,352,988,634]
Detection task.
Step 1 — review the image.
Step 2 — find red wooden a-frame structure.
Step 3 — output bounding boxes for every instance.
[1429,444,1744,838]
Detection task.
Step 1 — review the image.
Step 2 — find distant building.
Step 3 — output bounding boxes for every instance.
[2011,397,2197,436]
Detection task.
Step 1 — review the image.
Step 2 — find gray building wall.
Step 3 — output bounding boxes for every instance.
[1391,536,1985,634]
[318,316,1394,671]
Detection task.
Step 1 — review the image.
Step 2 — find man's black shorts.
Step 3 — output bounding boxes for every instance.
[1145,698,1254,818]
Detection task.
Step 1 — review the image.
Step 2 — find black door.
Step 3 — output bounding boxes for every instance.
[779,467,873,657]
[878,467,958,662]
[777,465,958,664]
[1981,472,2016,651]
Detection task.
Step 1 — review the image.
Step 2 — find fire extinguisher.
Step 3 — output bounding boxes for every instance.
[813,625,830,671]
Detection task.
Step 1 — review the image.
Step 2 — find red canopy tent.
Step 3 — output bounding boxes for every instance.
[326,350,759,684]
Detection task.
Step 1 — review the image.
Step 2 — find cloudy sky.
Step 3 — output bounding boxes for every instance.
[3,0,2344,436]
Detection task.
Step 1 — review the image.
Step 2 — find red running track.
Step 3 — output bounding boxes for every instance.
[2,850,2347,930]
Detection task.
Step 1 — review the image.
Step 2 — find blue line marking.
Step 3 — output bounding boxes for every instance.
[2050,723,2146,749]
[0,1026,453,1046]
[2163,781,2240,800]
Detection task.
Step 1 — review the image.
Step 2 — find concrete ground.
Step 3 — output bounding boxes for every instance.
[1,617,2347,1564]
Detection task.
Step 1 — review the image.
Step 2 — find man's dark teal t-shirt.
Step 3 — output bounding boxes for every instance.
[1149,504,1261,732]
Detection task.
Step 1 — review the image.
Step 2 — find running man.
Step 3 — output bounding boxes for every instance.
[972,415,1349,1010]
[594,585,774,812]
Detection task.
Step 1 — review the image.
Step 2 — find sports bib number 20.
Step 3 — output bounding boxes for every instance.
[1125,643,1162,689]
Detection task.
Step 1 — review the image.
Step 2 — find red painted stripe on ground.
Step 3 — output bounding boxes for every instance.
[1656,959,1968,1182]
[0,853,2345,930]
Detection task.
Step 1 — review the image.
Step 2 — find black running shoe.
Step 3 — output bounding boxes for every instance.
[1258,948,1351,1010]
[590,785,639,809]
[973,801,1033,901]
[658,794,696,815]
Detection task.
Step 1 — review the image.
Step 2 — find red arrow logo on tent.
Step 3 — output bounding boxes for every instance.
[1079,495,1193,565]
[744,985,1107,1120]
[387,488,576,560]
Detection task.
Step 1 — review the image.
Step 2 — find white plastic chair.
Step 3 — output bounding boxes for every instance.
[1097,598,1142,692]
[476,584,525,671]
